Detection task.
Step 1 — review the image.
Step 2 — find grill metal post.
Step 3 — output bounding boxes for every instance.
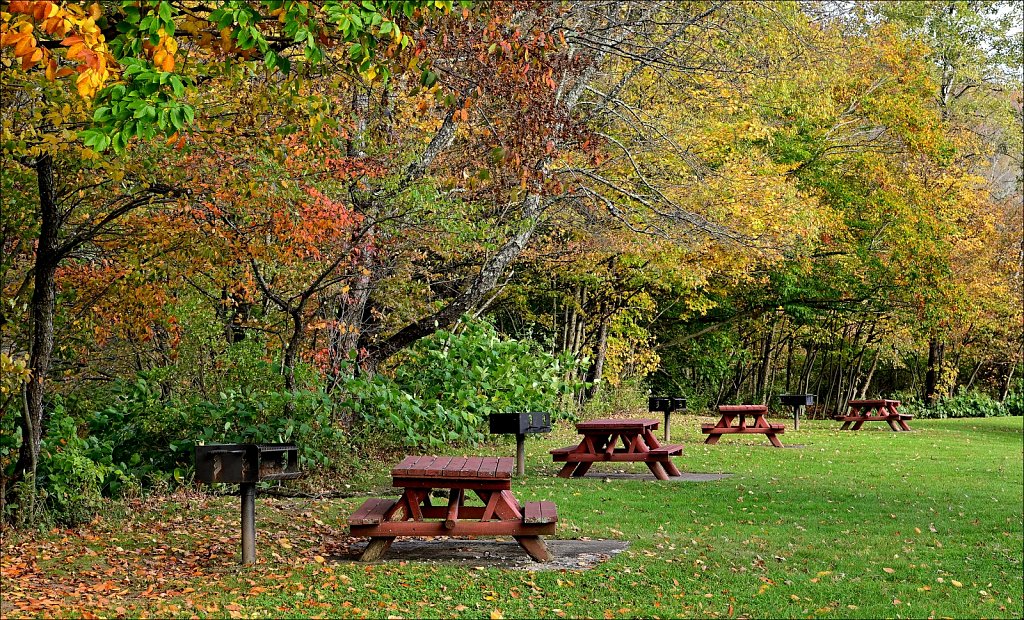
[779,395,815,431]
[241,482,256,565]
[648,397,686,441]
[488,413,551,476]
[515,433,526,477]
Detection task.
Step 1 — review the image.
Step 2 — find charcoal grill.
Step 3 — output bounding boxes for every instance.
[195,443,301,565]
[648,396,687,441]
[488,412,551,476]
[778,394,815,430]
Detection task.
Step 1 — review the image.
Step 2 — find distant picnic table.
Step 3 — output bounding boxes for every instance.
[701,405,785,447]
[348,456,556,562]
[550,418,683,480]
[834,399,912,431]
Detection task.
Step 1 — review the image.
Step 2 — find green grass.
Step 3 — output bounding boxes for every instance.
[2,416,1021,618]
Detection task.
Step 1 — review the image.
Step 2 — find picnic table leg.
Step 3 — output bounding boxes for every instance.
[488,490,550,562]
[556,463,578,478]
[571,462,593,477]
[897,417,912,431]
[850,419,865,430]
[444,488,462,529]
[645,460,670,481]
[661,458,682,477]
[359,536,396,561]
[885,417,900,431]
[704,432,722,445]
[766,432,784,448]
[514,536,552,562]
[839,420,852,430]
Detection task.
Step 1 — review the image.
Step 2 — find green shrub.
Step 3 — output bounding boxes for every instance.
[85,375,347,485]
[901,388,1021,419]
[341,319,584,448]
[38,404,129,526]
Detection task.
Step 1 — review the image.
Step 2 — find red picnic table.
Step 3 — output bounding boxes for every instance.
[701,405,785,447]
[347,456,556,562]
[834,399,912,431]
[550,418,683,480]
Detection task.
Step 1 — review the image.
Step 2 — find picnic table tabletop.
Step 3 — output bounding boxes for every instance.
[575,418,660,431]
[392,455,513,480]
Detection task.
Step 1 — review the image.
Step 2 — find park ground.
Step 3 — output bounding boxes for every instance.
[2,415,1022,619]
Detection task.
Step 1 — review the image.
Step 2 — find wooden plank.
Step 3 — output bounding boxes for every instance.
[443,457,469,477]
[425,456,452,476]
[351,521,556,537]
[552,452,686,462]
[549,446,579,455]
[718,405,768,413]
[494,457,514,479]
[479,456,499,477]
[700,426,776,435]
[393,456,418,473]
[406,456,434,476]
[348,498,397,526]
[523,501,558,524]
[391,477,510,491]
[649,444,684,455]
[540,501,558,524]
[463,456,483,477]
[576,418,659,431]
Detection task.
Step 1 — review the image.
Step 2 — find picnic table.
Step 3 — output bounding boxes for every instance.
[701,405,785,447]
[550,418,683,481]
[834,399,912,431]
[347,456,556,562]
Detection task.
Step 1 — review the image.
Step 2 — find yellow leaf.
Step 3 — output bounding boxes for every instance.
[951,580,963,587]
[313,555,326,564]
[490,611,503,620]
[883,567,895,574]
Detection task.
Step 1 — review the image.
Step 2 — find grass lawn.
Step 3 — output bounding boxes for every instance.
[2,415,1021,618]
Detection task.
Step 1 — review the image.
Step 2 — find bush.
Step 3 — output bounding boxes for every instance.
[87,377,347,484]
[901,388,1021,419]
[38,403,129,526]
[341,319,584,448]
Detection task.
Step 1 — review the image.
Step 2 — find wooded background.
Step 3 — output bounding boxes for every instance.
[2,0,1021,524]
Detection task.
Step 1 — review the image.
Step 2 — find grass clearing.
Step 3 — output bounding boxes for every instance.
[2,416,1021,618]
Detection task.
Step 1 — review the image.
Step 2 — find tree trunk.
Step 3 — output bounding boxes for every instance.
[754,319,775,404]
[925,338,944,405]
[13,155,60,498]
[858,351,879,399]
[584,315,609,400]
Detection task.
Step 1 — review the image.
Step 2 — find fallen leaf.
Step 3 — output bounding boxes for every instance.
[883,567,895,574]
[951,580,963,587]
[490,611,503,619]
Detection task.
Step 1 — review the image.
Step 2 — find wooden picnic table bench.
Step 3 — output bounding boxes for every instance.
[550,418,683,480]
[348,456,556,562]
[701,405,785,447]
[834,399,912,431]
